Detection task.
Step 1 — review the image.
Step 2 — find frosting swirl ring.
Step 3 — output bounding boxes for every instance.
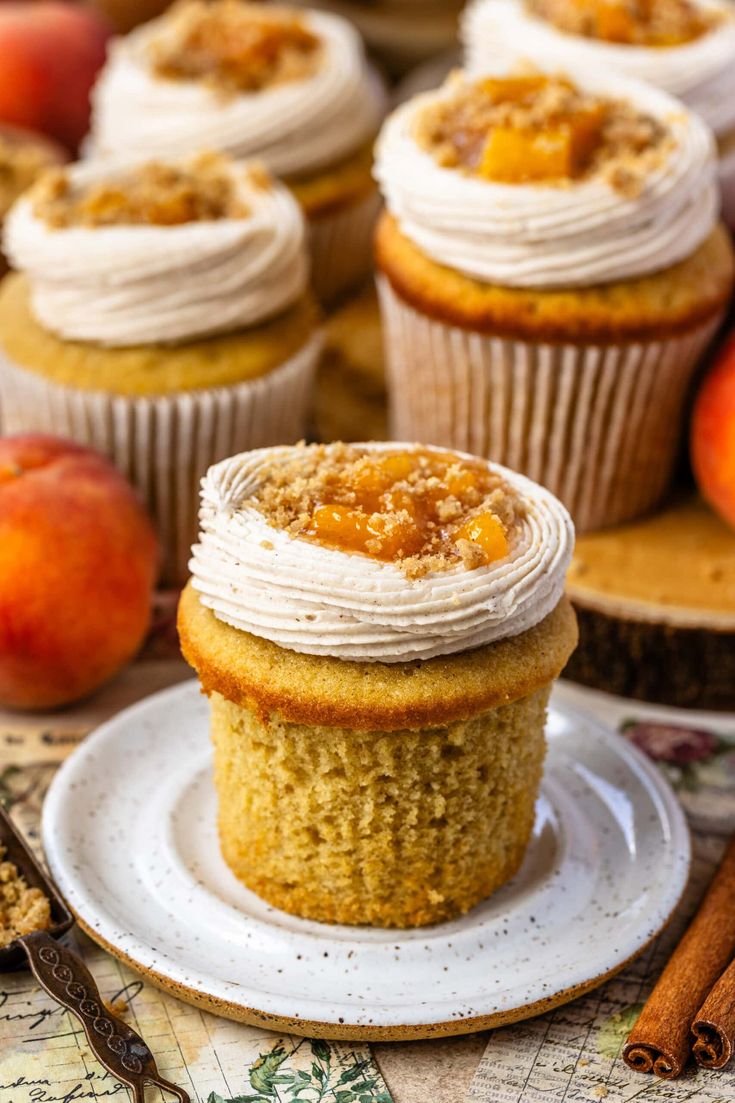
[90,8,384,177]
[4,158,309,347]
[189,443,574,663]
[374,65,718,289]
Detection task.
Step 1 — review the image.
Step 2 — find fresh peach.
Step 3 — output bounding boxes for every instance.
[0,3,110,152]
[0,434,159,709]
[692,334,735,531]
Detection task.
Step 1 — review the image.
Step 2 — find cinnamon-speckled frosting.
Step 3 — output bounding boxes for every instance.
[463,0,735,138]
[3,157,309,347]
[189,442,574,663]
[89,6,384,177]
[374,64,718,290]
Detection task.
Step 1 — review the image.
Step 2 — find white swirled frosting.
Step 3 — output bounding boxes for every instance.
[374,64,718,289]
[89,7,384,177]
[3,157,309,347]
[189,443,574,663]
[463,0,735,138]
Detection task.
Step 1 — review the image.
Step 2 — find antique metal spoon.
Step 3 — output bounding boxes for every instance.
[0,804,189,1103]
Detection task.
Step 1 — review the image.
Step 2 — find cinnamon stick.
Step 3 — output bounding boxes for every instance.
[692,958,735,1069]
[623,837,735,1079]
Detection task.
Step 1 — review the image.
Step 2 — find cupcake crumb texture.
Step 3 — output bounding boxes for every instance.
[248,442,521,577]
[31,153,253,228]
[525,0,717,46]
[149,0,322,96]
[0,844,52,948]
[417,72,674,195]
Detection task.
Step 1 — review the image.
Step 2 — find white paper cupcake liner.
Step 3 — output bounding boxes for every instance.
[308,189,382,305]
[378,276,721,532]
[0,333,322,583]
[719,149,735,230]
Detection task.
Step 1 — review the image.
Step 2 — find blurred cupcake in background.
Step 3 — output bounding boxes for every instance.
[0,152,321,583]
[374,66,734,532]
[0,126,67,277]
[88,0,385,302]
[462,0,735,225]
[312,283,387,443]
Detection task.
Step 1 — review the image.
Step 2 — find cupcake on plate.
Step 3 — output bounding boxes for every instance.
[88,0,385,303]
[374,66,734,532]
[179,440,577,927]
[462,0,735,225]
[0,152,321,583]
[312,282,387,443]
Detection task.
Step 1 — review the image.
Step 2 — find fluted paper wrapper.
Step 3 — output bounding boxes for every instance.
[378,276,720,532]
[0,334,321,584]
[308,189,381,305]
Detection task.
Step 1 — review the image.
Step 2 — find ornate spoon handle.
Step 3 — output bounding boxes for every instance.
[21,930,190,1103]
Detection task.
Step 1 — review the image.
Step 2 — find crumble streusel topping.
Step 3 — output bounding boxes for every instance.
[149,0,322,97]
[31,152,254,228]
[525,0,717,46]
[0,844,52,949]
[416,72,674,196]
[0,136,59,218]
[249,443,521,577]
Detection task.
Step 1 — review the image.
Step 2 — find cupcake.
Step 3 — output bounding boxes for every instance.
[462,0,735,226]
[374,67,734,532]
[0,152,321,583]
[88,0,385,303]
[312,283,387,443]
[179,441,577,927]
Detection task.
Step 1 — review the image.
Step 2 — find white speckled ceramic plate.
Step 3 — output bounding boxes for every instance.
[42,680,690,1041]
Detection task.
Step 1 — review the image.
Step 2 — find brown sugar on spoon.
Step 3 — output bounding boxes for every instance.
[624,837,735,1078]
[0,843,51,948]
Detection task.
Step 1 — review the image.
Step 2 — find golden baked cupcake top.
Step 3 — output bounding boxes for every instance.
[89,0,384,178]
[415,72,671,194]
[525,0,716,46]
[189,442,574,663]
[249,443,517,576]
[3,152,310,347]
[149,0,322,95]
[30,152,254,229]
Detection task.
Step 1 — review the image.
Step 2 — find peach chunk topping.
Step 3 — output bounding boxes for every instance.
[149,0,321,96]
[416,72,672,194]
[251,444,519,578]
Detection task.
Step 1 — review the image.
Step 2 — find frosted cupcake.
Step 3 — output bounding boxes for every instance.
[179,441,577,927]
[0,153,321,583]
[88,0,385,302]
[462,0,735,225]
[374,67,734,532]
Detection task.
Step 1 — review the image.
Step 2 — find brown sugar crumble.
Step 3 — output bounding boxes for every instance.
[149,0,322,97]
[0,844,51,948]
[0,135,59,218]
[525,0,717,47]
[31,153,253,229]
[248,443,521,578]
[417,72,673,196]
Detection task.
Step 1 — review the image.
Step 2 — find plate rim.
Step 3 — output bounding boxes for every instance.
[42,679,691,1041]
